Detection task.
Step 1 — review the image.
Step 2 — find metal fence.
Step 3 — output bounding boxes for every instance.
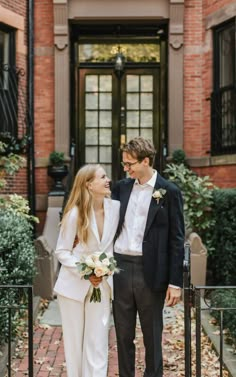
[0,285,33,377]
[184,243,236,377]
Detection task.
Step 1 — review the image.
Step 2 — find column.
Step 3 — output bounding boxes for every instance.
[168,0,184,154]
[53,0,69,156]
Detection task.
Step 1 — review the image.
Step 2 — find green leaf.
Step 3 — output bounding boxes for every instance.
[99,252,107,261]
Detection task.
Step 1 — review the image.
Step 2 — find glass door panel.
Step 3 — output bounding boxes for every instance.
[83,73,113,179]
[78,67,160,181]
[124,71,158,148]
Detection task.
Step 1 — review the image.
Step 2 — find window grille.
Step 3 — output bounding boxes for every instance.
[211,19,236,155]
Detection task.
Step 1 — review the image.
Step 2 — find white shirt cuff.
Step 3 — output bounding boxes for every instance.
[169,284,181,289]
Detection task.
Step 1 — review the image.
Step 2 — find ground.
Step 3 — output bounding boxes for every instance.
[4,301,229,376]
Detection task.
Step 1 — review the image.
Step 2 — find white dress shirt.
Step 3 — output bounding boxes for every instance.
[114,171,157,256]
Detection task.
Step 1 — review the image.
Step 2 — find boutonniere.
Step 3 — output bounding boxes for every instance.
[152,188,166,204]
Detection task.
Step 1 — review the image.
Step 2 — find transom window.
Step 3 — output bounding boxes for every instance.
[211,19,236,155]
[79,42,160,63]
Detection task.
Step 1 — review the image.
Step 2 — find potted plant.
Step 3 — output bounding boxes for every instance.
[47,151,68,194]
[48,151,64,166]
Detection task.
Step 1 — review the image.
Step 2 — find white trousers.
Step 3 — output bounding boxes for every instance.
[57,283,111,377]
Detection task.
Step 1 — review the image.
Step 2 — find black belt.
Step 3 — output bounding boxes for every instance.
[114,252,143,264]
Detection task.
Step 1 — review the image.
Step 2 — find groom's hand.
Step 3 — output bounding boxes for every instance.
[165,286,181,307]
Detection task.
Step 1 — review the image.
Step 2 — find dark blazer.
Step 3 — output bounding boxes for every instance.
[112,173,185,291]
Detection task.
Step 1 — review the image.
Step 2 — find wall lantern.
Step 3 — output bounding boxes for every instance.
[114,50,125,77]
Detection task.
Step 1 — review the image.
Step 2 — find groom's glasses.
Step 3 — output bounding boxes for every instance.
[121,160,140,169]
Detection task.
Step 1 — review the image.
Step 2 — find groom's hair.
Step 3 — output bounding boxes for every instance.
[122,136,156,166]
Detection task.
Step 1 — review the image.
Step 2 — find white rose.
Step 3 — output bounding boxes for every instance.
[94,266,109,277]
[85,256,96,268]
[153,190,161,199]
[92,253,100,263]
[102,258,110,266]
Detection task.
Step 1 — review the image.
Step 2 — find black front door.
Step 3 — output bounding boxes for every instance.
[78,66,162,182]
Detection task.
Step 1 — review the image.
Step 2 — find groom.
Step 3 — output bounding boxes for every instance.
[112,137,185,377]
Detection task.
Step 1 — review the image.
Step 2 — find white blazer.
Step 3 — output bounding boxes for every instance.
[53,198,120,302]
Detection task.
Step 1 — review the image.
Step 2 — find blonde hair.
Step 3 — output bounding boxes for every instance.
[61,164,101,244]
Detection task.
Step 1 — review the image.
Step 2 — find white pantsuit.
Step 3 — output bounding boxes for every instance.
[54,198,120,377]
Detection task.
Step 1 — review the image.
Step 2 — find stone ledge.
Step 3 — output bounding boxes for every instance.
[201,300,236,377]
[187,154,236,167]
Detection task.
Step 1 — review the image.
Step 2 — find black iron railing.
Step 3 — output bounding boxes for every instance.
[0,285,33,377]
[184,244,236,377]
[0,64,29,152]
[183,242,192,377]
[195,286,236,377]
[211,86,236,155]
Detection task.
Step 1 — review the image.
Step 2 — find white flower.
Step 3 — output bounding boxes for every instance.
[91,253,100,263]
[85,255,96,268]
[152,188,166,204]
[76,251,120,303]
[101,258,110,266]
[94,266,109,277]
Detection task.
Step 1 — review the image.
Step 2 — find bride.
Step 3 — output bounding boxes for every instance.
[54,164,120,377]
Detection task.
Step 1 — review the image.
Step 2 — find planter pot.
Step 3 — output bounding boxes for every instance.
[47,165,68,194]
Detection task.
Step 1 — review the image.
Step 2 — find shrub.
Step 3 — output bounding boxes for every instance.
[210,289,236,342]
[172,149,188,166]
[164,163,216,251]
[0,141,25,189]
[0,209,36,343]
[208,189,236,285]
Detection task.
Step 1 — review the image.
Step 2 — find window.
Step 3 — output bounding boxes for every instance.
[0,29,10,64]
[0,24,16,136]
[211,19,236,155]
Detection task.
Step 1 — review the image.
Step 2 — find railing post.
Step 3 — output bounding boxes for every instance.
[184,242,193,377]
[195,289,201,377]
[0,285,34,377]
[28,286,34,377]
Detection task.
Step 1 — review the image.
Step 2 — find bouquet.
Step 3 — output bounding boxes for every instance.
[76,252,119,303]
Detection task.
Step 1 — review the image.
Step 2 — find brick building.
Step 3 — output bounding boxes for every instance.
[1,0,236,232]
[0,0,34,210]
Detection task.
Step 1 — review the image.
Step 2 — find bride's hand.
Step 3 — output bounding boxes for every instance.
[89,275,102,287]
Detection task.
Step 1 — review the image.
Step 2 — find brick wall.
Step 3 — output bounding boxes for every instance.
[193,166,236,188]
[0,0,28,196]
[34,0,54,189]
[184,0,206,157]
[34,0,55,232]
[0,0,26,17]
[184,0,236,188]
[204,0,234,16]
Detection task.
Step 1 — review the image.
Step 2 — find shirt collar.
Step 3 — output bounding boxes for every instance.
[135,170,157,188]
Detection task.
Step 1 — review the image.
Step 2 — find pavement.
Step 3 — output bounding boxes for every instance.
[3,298,236,377]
